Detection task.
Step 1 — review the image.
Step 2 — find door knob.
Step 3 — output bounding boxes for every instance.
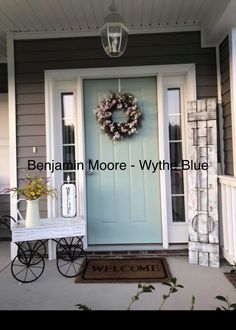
[86,159,93,175]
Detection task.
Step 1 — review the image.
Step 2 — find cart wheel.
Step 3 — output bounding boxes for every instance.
[56,237,83,261]
[17,240,46,266]
[56,237,87,278]
[11,250,45,283]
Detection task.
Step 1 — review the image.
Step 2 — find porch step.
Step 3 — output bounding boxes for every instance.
[86,249,189,257]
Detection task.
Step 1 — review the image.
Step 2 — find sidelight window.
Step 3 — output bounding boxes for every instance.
[167,88,185,222]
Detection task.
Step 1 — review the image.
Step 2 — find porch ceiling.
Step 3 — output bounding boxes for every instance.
[0,0,235,62]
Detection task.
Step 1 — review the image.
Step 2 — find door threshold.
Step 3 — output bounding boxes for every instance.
[86,244,188,256]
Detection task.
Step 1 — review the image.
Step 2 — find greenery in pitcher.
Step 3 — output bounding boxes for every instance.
[5,174,57,200]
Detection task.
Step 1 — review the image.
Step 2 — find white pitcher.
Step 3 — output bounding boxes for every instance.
[17,198,41,228]
[25,199,41,228]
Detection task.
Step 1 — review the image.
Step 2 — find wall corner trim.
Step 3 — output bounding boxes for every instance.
[229,28,236,176]
[7,32,18,259]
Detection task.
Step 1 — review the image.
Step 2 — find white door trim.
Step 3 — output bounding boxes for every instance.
[45,63,196,249]
[156,74,169,248]
[45,77,88,257]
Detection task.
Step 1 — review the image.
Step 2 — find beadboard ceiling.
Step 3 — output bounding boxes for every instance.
[0,0,235,61]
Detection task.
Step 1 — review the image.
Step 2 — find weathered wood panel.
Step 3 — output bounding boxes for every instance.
[187,99,219,267]
[220,37,233,176]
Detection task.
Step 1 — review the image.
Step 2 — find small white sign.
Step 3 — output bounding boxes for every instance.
[61,182,77,218]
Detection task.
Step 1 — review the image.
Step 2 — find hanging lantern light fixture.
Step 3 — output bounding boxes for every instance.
[101,0,129,57]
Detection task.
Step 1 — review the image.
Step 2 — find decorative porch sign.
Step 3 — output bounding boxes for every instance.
[61,176,77,217]
[187,99,220,267]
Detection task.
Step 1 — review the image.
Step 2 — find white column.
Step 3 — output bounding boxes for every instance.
[157,74,169,249]
[229,28,236,176]
[216,45,225,174]
[7,32,17,259]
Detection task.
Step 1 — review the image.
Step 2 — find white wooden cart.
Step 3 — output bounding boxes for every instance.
[1,216,87,283]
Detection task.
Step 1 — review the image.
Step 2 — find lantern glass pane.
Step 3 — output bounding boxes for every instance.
[101,23,128,57]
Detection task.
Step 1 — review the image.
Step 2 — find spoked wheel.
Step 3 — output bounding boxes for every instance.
[56,237,87,278]
[11,250,45,283]
[17,240,47,266]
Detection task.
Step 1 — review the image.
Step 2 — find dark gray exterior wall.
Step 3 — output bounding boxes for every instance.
[0,194,10,218]
[0,194,10,239]
[219,37,234,176]
[0,63,8,93]
[14,31,217,216]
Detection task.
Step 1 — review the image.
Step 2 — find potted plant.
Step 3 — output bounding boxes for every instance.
[5,174,57,228]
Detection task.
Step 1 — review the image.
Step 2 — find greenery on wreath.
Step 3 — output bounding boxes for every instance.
[94,92,142,141]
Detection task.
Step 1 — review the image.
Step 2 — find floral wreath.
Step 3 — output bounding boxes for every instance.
[94,92,142,141]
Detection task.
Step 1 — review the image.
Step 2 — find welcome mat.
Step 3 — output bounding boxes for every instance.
[224,273,236,288]
[75,257,171,283]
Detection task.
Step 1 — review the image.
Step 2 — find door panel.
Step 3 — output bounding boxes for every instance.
[84,78,162,244]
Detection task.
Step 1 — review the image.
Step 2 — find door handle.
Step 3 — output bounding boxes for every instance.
[86,159,94,175]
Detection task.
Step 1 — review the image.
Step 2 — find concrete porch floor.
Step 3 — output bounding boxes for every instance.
[0,242,235,310]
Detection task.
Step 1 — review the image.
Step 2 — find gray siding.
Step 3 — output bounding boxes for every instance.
[0,194,10,240]
[0,194,10,218]
[0,63,7,93]
[220,37,233,175]
[14,32,217,215]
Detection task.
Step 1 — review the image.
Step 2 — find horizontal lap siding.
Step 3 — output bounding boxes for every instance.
[0,194,10,239]
[14,32,217,215]
[0,64,7,93]
[219,37,233,175]
[0,194,10,217]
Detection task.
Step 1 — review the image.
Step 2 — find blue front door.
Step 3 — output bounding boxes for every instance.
[84,77,162,244]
